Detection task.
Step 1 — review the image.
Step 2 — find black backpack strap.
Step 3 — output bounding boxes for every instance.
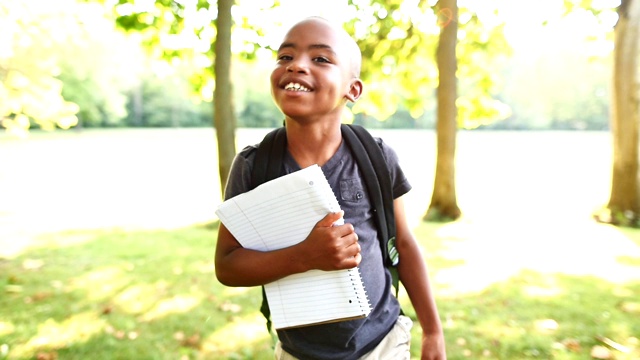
[251,127,287,189]
[341,124,400,296]
[259,286,273,336]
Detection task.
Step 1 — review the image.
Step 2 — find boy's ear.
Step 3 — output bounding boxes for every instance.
[345,79,364,103]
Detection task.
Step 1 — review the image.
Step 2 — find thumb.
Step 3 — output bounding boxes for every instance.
[317,211,344,227]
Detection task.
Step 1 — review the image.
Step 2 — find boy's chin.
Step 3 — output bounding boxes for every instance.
[278,107,312,120]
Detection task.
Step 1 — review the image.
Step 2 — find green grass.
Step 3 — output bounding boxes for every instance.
[1,220,639,360]
[0,222,272,360]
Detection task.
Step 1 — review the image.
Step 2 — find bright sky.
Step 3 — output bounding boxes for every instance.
[456,0,619,60]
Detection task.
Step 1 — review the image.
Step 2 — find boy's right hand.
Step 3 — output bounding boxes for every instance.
[298,211,361,271]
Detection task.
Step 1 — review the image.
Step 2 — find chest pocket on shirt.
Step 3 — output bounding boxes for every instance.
[339,177,372,230]
[340,178,365,203]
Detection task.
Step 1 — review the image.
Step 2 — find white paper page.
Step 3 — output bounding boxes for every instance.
[216,164,341,251]
[266,268,371,329]
[215,164,371,329]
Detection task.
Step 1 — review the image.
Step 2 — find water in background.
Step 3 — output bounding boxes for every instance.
[0,128,612,250]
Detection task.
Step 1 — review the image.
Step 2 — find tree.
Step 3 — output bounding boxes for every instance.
[426,0,461,220]
[101,0,283,195]
[214,0,236,195]
[346,0,509,220]
[103,0,240,195]
[601,0,640,225]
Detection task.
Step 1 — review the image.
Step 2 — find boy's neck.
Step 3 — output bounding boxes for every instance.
[285,119,342,168]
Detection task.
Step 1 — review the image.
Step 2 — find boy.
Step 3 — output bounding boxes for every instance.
[215,17,446,360]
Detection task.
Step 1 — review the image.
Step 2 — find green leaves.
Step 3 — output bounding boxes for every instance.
[345,0,511,127]
[0,0,83,135]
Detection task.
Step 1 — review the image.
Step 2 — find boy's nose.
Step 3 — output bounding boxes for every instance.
[286,59,309,73]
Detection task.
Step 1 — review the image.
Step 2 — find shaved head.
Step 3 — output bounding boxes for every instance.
[285,17,362,79]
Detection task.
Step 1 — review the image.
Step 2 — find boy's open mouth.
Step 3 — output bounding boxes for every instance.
[284,82,311,92]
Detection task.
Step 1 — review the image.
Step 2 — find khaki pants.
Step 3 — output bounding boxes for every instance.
[274,315,413,360]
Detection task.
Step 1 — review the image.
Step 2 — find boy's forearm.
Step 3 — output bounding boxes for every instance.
[393,197,444,335]
[215,225,311,286]
[398,239,444,335]
[216,212,361,287]
[216,245,310,286]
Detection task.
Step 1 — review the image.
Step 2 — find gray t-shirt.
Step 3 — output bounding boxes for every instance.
[223,135,412,360]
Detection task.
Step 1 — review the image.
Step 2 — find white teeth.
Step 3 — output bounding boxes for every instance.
[284,82,310,92]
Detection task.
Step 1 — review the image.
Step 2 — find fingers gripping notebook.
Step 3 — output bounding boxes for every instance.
[215,164,371,329]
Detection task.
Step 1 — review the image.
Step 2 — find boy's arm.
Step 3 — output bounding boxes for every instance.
[215,211,361,287]
[394,196,447,359]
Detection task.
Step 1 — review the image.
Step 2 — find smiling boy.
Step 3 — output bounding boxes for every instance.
[215,17,446,359]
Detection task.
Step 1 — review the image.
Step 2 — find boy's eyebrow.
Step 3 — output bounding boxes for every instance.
[278,42,337,56]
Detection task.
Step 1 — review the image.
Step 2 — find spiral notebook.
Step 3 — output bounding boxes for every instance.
[215,164,371,329]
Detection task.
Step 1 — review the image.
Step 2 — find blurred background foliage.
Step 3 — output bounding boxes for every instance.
[0,0,615,135]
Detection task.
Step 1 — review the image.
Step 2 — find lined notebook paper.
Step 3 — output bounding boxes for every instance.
[216,164,371,329]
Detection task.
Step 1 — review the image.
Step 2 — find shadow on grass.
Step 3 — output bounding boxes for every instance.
[1,221,639,359]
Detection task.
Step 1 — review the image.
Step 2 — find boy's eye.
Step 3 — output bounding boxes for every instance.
[313,57,330,63]
[277,54,293,61]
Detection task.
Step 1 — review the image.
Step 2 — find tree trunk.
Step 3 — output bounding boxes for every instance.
[214,0,237,197]
[602,0,640,225]
[424,0,461,221]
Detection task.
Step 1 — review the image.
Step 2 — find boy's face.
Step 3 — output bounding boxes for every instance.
[270,18,362,122]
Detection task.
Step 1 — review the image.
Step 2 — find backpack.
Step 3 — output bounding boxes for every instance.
[250,123,400,332]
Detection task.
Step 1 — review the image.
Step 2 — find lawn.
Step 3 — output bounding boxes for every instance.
[1,128,639,359]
